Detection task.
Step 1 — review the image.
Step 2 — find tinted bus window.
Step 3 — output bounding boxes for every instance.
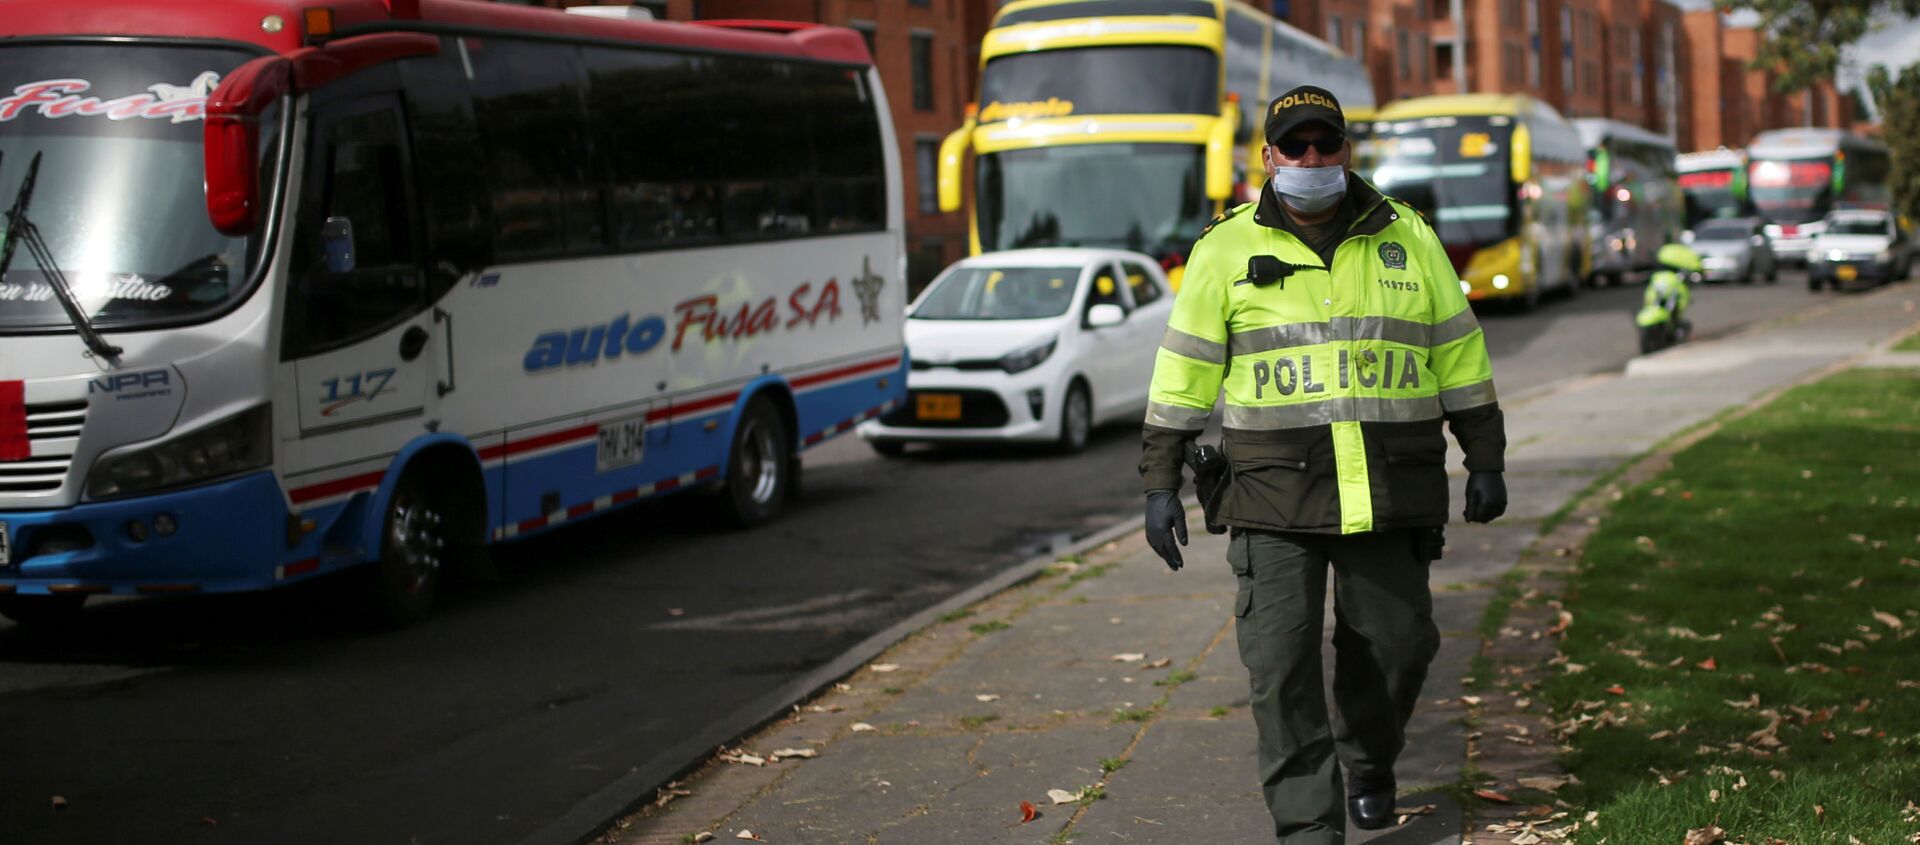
[466,38,605,256]
[399,44,492,297]
[803,66,886,232]
[979,46,1217,119]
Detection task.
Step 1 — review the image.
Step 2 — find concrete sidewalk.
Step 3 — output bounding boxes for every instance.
[601,282,1920,845]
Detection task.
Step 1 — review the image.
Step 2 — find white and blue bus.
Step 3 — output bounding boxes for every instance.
[1746,128,1891,263]
[0,0,906,625]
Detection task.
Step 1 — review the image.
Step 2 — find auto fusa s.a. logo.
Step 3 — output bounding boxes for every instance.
[1378,241,1407,271]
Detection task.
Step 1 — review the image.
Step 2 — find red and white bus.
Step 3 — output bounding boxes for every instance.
[0,0,906,625]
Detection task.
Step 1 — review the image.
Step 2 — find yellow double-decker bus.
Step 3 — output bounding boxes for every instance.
[1356,94,1589,310]
[937,0,1373,288]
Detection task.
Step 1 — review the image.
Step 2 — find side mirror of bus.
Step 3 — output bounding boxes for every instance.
[938,110,976,213]
[1205,100,1239,201]
[204,33,441,236]
[1509,123,1532,184]
[322,217,357,274]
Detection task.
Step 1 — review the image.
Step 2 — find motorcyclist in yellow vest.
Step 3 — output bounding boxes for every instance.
[1637,243,1700,352]
[1139,86,1508,842]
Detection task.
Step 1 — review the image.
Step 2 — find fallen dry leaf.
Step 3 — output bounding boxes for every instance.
[1111,653,1146,662]
[1816,803,1827,823]
[1684,825,1726,845]
[1473,789,1511,803]
[735,830,762,841]
[1872,610,1905,630]
[720,751,766,766]
[975,694,1001,702]
[1047,788,1081,805]
[1394,803,1436,818]
[768,748,818,762]
[1142,658,1172,669]
[691,833,714,843]
[1605,684,1627,696]
[1018,800,1038,824]
[1517,775,1570,792]
[871,663,901,673]
[1697,657,1719,671]
[1460,695,1484,706]
[850,722,875,732]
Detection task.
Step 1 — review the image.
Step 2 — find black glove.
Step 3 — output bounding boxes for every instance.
[1144,489,1188,571]
[1463,471,1507,523]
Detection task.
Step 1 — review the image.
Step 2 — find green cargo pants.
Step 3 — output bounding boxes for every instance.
[1229,527,1441,843]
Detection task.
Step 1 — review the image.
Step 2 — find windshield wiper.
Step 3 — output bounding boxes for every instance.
[0,151,122,359]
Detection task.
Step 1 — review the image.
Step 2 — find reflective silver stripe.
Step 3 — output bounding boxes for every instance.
[1226,317,1436,356]
[1429,308,1483,346]
[1160,327,1227,364]
[1438,380,1498,412]
[1223,396,1442,429]
[1145,401,1211,431]
[1228,322,1330,356]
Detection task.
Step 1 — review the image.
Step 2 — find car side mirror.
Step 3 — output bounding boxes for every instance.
[322,216,356,274]
[1086,303,1126,328]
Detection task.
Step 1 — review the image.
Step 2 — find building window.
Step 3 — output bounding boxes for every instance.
[1353,20,1367,61]
[851,20,876,59]
[1560,7,1574,94]
[1328,16,1343,51]
[1527,0,1541,87]
[1420,33,1431,80]
[910,31,934,111]
[915,138,939,215]
[1630,30,1643,105]
[1396,28,1410,80]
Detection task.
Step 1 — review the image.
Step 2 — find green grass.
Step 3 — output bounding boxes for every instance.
[957,714,1000,730]
[1894,328,1920,352]
[882,687,903,695]
[936,608,975,623]
[1541,369,1920,843]
[1076,785,1107,805]
[1209,706,1230,718]
[1112,707,1153,723]
[1099,756,1128,773]
[1152,669,1197,688]
[968,620,1011,635]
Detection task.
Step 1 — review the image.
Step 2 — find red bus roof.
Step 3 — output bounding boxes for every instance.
[0,0,872,65]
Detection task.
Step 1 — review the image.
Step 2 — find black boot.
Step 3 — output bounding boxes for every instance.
[1346,773,1396,831]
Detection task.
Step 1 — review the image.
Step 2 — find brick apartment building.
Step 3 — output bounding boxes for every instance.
[1275,0,1855,153]
[502,0,992,291]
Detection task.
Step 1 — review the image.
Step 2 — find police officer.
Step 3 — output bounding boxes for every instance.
[1140,86,1508,841]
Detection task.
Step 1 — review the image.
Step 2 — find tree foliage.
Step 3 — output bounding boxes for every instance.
[1868,64,1920,225]
[1714,0,1920,92]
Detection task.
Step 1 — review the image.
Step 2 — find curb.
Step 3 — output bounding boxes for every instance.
[524,514,1150,845]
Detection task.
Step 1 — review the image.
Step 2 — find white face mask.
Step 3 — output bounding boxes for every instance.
[1269,164,1347,214]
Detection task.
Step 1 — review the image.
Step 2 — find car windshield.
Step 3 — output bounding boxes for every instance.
[1360,115,1516,247]
[0,43,267,333]
[975,142,1208,260]
[1692,221,1753,240]
[913,266,1080,320]
[1824,217,1887,236]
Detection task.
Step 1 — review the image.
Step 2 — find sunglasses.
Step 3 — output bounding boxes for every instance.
[1273,135,1346,157]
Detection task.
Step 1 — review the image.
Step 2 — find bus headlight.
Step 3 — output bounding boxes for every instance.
[86,406,272,500]
[1492,274,1511,290]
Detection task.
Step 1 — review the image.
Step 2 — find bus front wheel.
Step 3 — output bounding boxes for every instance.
[723,396,791,528]
[365,471,451,628]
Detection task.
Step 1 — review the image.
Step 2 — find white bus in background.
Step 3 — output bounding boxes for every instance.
[1677,148,1753,232]
[0,1,906,626]
[1746,128,1891,263]
[1574,118,1681,286]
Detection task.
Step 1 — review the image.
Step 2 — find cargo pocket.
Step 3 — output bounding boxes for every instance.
[1225,441,1332,529]
[1380,435,1448,523]
[1228,531,1254,617]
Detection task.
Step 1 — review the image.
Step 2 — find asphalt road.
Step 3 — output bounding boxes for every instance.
[0,273,1828,844]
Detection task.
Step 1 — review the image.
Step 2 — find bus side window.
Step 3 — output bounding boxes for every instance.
[284,103,425,360]
[400,42,493,299]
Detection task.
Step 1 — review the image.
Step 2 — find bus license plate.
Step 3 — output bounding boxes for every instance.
[916,393,962,421]
[1836,264,1858,282]
[595,415,648,472]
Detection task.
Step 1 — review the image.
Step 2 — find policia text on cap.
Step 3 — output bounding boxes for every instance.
[1139,86,1509,841]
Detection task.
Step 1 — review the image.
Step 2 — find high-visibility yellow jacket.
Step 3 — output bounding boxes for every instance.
[1140,175,1506,534]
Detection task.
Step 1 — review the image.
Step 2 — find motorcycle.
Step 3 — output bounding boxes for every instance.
[1636,244,1702,355]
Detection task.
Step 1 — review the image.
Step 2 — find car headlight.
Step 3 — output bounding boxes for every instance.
[1826,248,1848,262]
[87,405,272,500]
[1000,337,1058,374]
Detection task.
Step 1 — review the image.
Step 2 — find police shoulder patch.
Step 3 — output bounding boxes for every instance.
[1378,241,1408,270]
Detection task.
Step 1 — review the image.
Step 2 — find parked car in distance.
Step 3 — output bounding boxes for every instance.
[1683,217,1777,284]
[1806,209,1912,292]
[859,249,1175,454]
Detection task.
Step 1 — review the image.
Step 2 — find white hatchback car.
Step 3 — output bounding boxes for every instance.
[859,248,1175,454]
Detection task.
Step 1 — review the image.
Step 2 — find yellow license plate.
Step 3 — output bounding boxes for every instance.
[1836,264,1858,282]
[915,393,962,421]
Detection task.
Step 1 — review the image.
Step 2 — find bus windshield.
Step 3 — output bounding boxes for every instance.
[1747,158,1832,226]
[0,44,264,333]
[977,46,1218,120]
[1362,116,1516,247]
[913,265,1081,320]
[976,143,1208,259]
[1679,168,1745,227]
